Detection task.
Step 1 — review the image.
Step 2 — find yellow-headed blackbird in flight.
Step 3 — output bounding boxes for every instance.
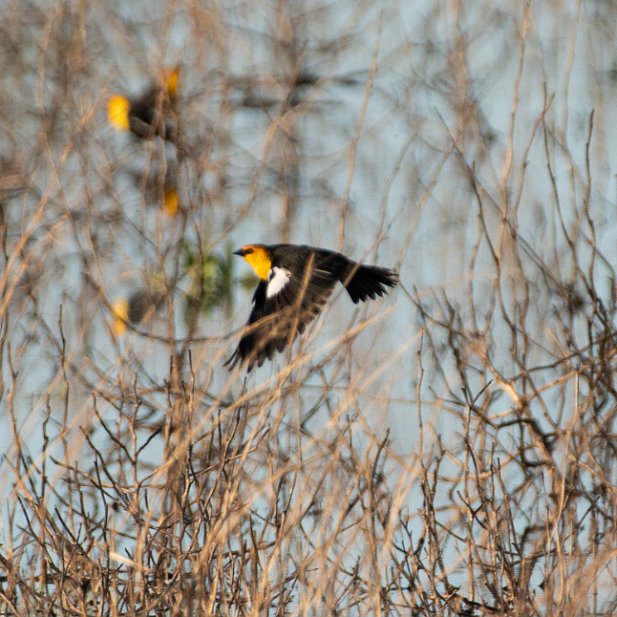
[225,244,398,371]
[108,67,179,141]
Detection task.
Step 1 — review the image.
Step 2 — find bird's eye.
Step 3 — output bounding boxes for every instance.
[244,247,254,255]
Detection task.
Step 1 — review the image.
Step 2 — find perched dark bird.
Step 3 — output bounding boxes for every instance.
[226,244,398,371]
[112,288,165,336]
[127,160,181,217]
[108,67,179,141]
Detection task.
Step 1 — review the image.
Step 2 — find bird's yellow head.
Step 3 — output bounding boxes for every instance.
[165,67,180,98]
[111,299,129,336]
[108,95,130,131]
[163,188,179,217]
[234,244,271,280]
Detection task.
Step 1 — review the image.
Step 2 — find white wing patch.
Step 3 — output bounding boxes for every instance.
[266,267,291,298]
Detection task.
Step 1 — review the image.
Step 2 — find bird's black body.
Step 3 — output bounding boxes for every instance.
[128,88,177,140]
[226,244,398,371]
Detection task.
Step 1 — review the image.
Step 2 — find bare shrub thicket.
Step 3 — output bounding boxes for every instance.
[1,1,617,615]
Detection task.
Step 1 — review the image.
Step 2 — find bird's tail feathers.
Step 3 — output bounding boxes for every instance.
[343,264,398,303]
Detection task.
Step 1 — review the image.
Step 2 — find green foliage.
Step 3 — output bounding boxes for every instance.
[182,241,235,318]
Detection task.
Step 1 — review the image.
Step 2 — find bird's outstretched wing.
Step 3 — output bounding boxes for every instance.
[225,256,338,371]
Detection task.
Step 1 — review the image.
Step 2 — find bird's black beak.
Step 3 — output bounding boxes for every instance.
[234,247,255,257]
